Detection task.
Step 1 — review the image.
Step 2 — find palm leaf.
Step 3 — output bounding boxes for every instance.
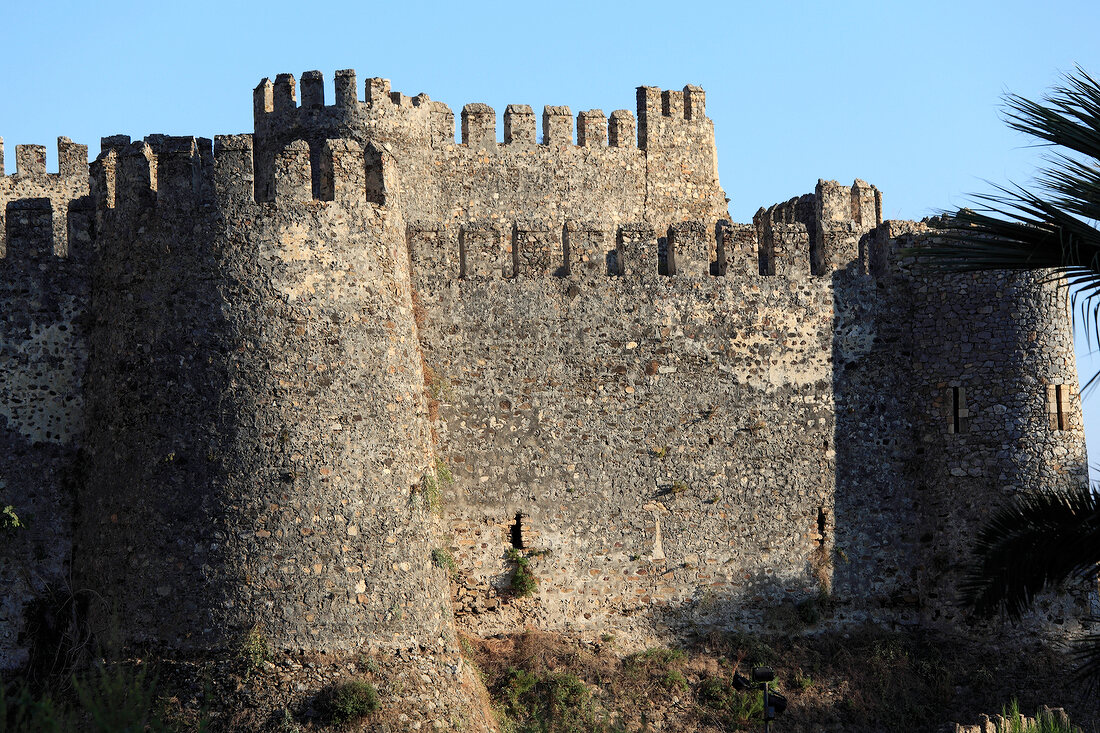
[959,485,1100,619]
[1069,621,1100,688]
[913,67,1100,358]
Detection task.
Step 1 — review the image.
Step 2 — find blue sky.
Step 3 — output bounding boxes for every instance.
[4,0,1100,471]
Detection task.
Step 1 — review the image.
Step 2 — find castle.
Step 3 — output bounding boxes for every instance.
[0,69,1091,720]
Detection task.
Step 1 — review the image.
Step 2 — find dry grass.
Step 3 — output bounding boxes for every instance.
[459,628,1099,733]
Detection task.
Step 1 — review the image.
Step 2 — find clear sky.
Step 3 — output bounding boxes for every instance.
[3,0,1100,473]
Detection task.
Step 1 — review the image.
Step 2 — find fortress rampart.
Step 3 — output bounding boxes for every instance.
[0,71,1090,725]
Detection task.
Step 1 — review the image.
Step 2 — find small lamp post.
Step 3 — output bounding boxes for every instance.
[733,666,788,732]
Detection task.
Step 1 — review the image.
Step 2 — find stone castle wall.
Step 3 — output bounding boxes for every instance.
[0,139,90,669]
[251,71,726,234]
[0,71,1090,679]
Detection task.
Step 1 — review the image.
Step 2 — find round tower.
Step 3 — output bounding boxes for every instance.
[898,231,1090,629]
[78,134,464,664]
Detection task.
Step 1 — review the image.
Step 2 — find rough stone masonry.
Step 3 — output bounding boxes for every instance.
[0,70,1091,713]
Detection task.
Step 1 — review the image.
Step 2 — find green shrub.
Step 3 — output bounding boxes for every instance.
[640,647,686,666]
[795,592,832,625]
[236,624,268,677]
[660,670,688,691]
[0,682,71,732]
[316,679,380,724]
[506,548,538,597]
[724,632,778,668]
[498,668,601,732]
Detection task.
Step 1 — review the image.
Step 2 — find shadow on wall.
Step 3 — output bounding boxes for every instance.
[829,261,927,627]
[0,196,92,674]
[829,237,1092,637]
[76,139,247,652]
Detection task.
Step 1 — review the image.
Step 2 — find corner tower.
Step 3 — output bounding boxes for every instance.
[76,134,489,722]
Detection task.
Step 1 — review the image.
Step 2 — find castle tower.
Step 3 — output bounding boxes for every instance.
[250,70,727,232]
[76,134,488,722]
[893,228,1090,627]
[0,137,91,671]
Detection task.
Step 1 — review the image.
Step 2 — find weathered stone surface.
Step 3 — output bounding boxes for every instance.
[0,74,1090,719]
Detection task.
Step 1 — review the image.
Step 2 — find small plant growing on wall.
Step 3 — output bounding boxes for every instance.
[431,548,458,579]
[412,458,454,513]
[236,624,269,678]
[422,365,454,402]
[506,548,538,597]
[2,505,25,531]
[659,480,689,498]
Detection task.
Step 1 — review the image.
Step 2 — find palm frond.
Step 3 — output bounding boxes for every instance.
[912,68,1100,354]
[959,485,1100,619]
[1003,67,1100,163]
[914,68,1100,279]
[1069,621,1100,689]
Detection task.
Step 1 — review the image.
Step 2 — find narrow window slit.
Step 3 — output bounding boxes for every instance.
[1056,384,1066,431]
[951,387,960,434]
[816,507,828,548]
[949,386,968,434]
[1047,384,1069,431]
[510,512,525,550]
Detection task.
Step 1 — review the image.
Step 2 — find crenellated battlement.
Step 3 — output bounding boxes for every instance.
[407,217,773,282]
[91,134,394,214]
[1,137,87,180]
[0,136,90,259]
[249,69,711,153]
[245,70,725,229]
[636,84,710,149]
[754,179,884,277]
[253,70,438,129]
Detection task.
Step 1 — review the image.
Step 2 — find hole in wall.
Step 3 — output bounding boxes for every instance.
[816,507,828,548]
[363,143,385,205]
[952,387,960,433]
[1051,383,1060,429]
[510,512,525,550]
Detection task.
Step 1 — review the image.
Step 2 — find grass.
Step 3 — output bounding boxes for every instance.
[1000,698,1079,733]
[413,457,454,513]
[697,676,764,728]
[2,622,1086,732]
[0,659,195,732]
[459,627,1094,733]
